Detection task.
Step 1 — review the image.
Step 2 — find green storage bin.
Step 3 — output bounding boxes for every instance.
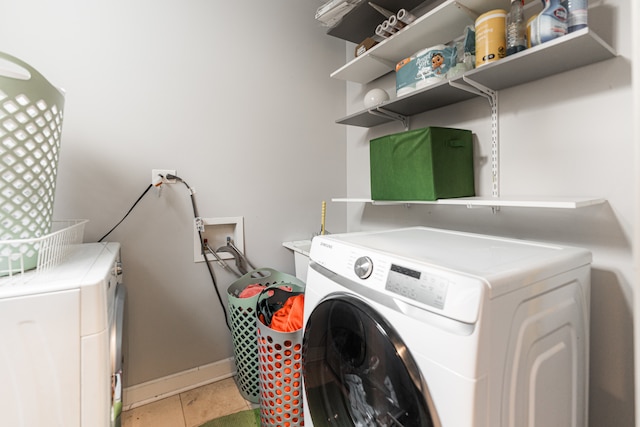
[370,126,474,201]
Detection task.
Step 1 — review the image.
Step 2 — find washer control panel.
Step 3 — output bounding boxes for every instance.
[310,235,484,324]
[385,264,448,309]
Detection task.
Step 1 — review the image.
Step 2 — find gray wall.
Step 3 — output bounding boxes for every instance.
[0,0,347,390]
[344,0,636,425]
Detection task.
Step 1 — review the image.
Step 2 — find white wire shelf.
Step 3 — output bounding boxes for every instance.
[0,219,88,280]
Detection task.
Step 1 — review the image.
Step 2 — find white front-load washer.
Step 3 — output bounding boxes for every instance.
[0,242,126,427]
[302,227,591,427]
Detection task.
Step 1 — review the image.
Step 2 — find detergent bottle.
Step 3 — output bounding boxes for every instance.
[530,0,568,46]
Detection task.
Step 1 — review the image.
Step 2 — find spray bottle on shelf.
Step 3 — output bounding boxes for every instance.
[506,0,526,55]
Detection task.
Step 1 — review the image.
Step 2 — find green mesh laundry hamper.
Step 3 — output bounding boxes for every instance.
[227,268,305,403]
[0,52,65,275]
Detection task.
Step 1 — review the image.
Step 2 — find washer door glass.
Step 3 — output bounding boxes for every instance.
[303,293,436,427]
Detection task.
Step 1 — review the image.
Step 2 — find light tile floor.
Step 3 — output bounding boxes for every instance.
[122,377,258,427]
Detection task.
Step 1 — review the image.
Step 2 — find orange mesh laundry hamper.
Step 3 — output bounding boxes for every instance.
[227,268,304,403]
[256,284,305,427]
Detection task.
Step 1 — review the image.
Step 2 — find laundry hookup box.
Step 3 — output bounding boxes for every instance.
[369,126,475,201]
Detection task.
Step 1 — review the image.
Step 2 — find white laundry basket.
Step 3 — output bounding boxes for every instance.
[0,51,65,275]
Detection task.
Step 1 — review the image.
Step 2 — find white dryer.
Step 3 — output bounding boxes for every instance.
[302,227,591,427]
[0,242,126,427]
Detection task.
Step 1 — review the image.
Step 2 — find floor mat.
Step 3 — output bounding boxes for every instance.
[198,408,260,427]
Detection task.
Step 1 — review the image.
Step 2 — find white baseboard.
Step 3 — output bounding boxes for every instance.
[123,357,236,410]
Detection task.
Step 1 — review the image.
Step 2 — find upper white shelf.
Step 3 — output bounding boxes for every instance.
[331,0,509,84]
[337,27,617,127]
[332,196,607,209]
[325,0,426,44]
[462,27,616,90]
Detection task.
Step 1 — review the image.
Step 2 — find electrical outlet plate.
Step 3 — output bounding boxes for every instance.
[193,217,244,263]
[151,169,176,185]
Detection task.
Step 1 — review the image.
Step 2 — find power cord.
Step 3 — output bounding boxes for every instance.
[96,174,231,331]
[98,184,153,242]
[166,173,231,331]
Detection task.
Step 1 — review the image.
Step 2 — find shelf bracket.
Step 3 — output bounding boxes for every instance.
[450,76,500,208]
[368,107,410,130]
[448,79,485,98]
